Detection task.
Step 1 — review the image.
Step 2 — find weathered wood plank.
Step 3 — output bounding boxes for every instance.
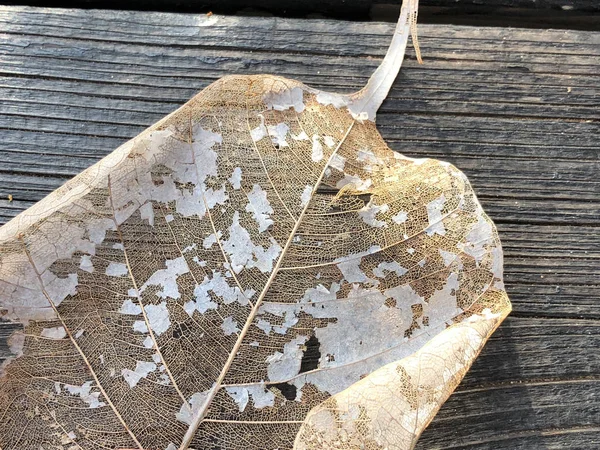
[417,315,600,449]
[0,7,598,449]
[3,1,598,31]
[421,0,598,8]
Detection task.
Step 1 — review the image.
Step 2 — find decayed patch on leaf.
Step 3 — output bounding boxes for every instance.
[0,0,510,449]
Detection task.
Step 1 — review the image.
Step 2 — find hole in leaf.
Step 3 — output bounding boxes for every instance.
[299,334,321,373]
[357,193,372,204]
[315,184,339,196]
[272,382,297,401]
[172,323,189,339]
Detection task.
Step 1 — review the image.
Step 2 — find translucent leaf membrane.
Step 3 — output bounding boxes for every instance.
[0,74,510,450]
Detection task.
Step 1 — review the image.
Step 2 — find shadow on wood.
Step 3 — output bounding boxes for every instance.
[0,0,599,29]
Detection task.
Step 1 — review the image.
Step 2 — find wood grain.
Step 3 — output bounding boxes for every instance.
[0,7,598,449]
[3,1,598,31]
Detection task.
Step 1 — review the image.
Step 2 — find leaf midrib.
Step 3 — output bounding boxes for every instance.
[177,119,356,449]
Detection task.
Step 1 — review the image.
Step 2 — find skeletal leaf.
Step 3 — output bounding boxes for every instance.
[0,1,510,449]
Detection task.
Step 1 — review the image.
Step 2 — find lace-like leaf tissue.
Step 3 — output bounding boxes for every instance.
[0,1,510,448]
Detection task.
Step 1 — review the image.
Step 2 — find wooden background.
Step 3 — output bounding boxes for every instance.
[0,5,599,449]
[2,0,599,29]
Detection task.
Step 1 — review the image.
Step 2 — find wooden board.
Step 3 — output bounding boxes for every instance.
[0,6,599,448]
[3,0,598,30]
[6,0,599,12]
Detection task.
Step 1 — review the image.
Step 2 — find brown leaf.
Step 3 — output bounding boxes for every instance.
[0,1,510,449]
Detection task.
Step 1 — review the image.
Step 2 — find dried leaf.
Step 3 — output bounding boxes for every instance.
[0,1,510,449]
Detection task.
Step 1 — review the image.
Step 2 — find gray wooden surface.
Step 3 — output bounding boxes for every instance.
[5,1,598,31]
[0,6,599,449]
